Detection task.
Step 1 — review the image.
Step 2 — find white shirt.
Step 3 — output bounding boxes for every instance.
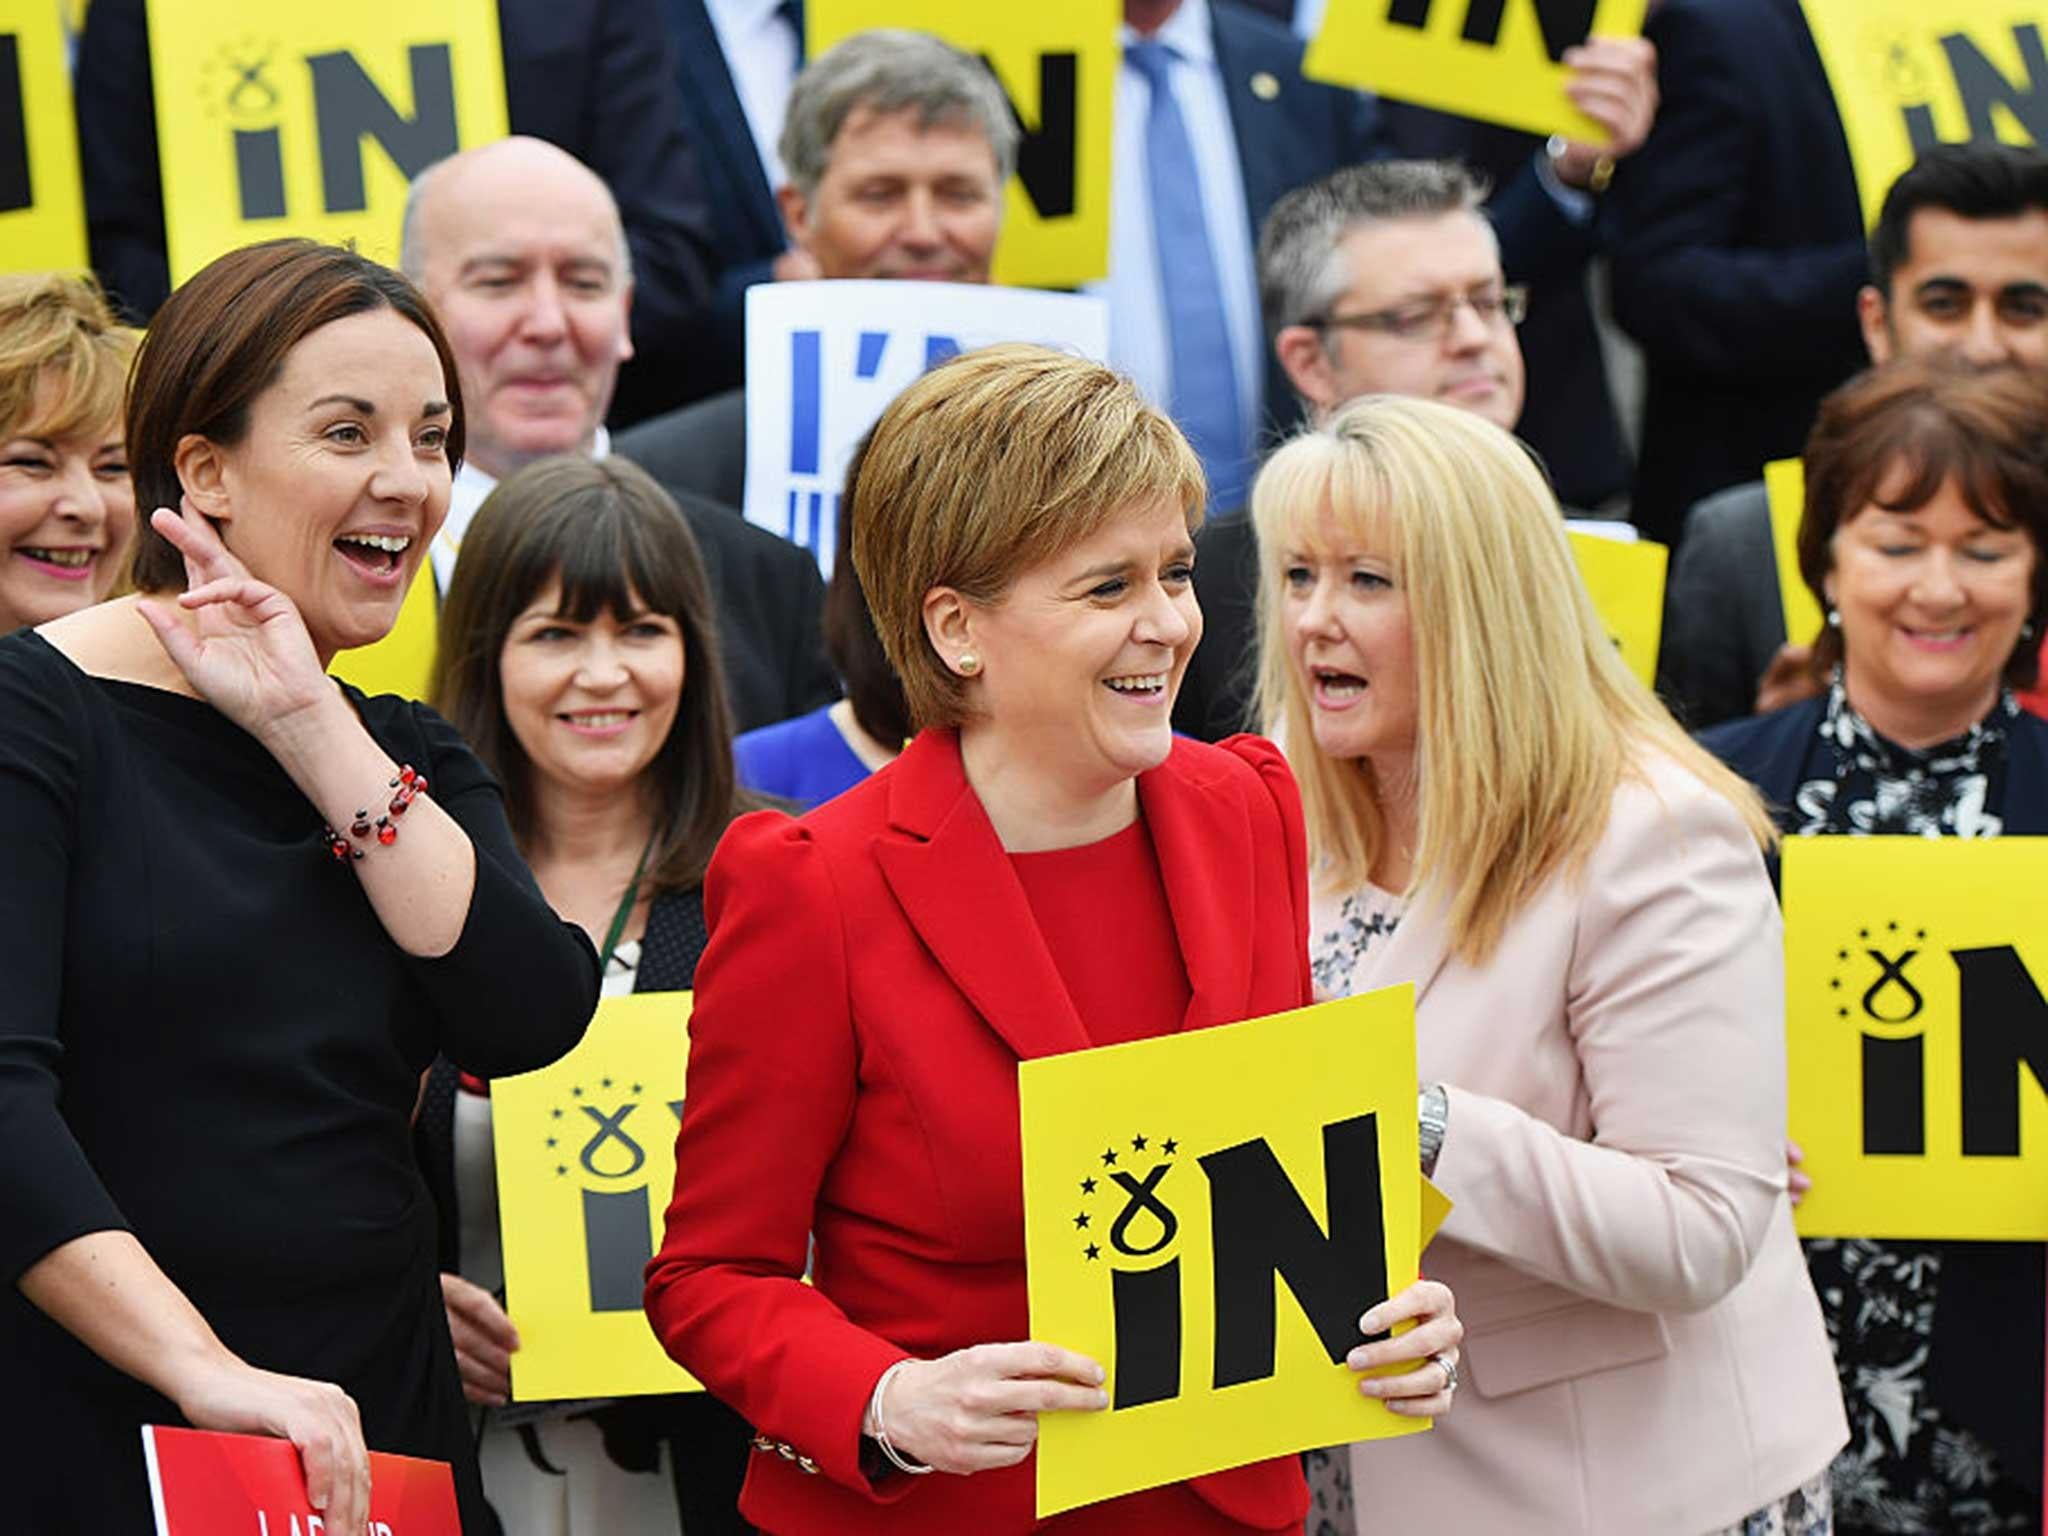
[1085,0,1263,453]
[704,0,800,195]
[430,427,610,593]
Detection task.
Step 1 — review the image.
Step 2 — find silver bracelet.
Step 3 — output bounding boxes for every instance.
[866,1358,933,1476]
[1418,1082,1449,1178]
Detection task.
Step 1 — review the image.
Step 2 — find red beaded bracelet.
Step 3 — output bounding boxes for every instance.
[322,764,429,862]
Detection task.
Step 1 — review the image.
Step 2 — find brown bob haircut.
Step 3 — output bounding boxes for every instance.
[126,239,463,592]
[0,272,137,441]
[428,455,760,894]
[849,343,1206,729]
[1800,359,2048,689]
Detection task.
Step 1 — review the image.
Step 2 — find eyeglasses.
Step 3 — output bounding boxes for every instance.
[1307,285,1529,344]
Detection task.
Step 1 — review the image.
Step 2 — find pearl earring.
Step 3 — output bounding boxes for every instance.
[957,653,982,677]
[1826,608,1841,628]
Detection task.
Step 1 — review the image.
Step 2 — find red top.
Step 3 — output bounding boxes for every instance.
[1011,818,1190,1049]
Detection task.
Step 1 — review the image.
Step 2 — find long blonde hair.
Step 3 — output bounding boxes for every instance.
[1253,395,1774,965]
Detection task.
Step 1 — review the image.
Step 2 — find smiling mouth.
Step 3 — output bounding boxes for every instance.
[560,710,636,730]
[1104,673,1168,696]
[333,533,412,575]
[17,547,97,572]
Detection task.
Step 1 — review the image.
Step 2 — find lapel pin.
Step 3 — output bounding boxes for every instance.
[1250,70,1280,101]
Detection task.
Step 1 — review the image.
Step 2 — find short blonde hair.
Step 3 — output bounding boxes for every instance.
[0,273,137,441]
[1253,395,1774,965]
[850,343,1206,728]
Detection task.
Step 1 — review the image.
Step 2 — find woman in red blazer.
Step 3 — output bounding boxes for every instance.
[644,346,1461,1534]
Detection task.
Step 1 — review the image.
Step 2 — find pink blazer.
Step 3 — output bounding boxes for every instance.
[1340,753,1846,1534]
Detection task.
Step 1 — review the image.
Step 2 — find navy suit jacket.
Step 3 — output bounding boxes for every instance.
[659,0,791,398]
[73,0,720,420]
[1605,0,1869,545]
[1208,0,1591,446]
[1700,695,2047,1499]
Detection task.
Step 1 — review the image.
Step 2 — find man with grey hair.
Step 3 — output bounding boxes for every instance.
[398,135,834,735]
[1175,159,1543,741]
[615,29,1014,506]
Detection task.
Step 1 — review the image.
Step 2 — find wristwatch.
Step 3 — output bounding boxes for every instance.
[1418,1082,1449,1178]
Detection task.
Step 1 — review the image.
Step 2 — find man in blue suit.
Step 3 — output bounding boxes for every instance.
[1102,0,1655,506]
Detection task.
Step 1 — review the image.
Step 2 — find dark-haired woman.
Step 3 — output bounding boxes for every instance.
[0,240,597,1534]
[424,454,763,1535]
[734,481,907,810]
[1704,359,2048,1532]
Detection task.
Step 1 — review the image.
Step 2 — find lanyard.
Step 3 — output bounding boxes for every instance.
[597,833,657,970]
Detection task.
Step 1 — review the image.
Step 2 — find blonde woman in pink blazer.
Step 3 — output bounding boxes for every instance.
[1253,397,1847,1535]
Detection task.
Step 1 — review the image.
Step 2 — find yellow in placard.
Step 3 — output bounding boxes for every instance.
[1020,988,1423,1518]
[1,0,90,273]
[1763,457,1826,652]
[1305,0,1648,143]
[1784,838,2048,1242]
[807,0,1115,288]
[1565,527,1665,689]
[1803,0,2048,228]
[145,0,509,283]
[329,562,438,701]
[492,991,702,1400]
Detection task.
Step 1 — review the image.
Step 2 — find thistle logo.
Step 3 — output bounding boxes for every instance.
[541,1079,685,1312]
[1083,1116,1390,1410]
[1836,917,2048,1158]
[199,36,459,222]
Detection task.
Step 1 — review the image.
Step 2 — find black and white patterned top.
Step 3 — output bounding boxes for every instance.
[1308,884,1406,1001]
[1792,678,2016,839]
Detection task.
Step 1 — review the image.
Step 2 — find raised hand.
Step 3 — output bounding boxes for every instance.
[1552,36,1660,188]
[871,1342,1108,1474]
[1347,1277,1463,1418]
[133,501,335,739]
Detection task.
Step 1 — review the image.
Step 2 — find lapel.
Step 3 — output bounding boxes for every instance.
[872,732,1093,1062]
[665,0,787,255]
[2004,712,2048,836]
[1357,885,1458,1014]
[1136,745,1255,1030]
[1208,1,1302,235]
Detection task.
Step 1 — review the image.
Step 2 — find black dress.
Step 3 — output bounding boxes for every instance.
[0,630,599,1534]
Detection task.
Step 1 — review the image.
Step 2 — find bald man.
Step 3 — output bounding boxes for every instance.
[401,138,834,732]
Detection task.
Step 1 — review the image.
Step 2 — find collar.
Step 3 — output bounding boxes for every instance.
[1820,673,2017,777]
[1122,0,1215,65]
[439,426,611,561]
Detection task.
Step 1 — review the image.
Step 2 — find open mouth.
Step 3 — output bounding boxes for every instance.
[333,532,412,578]
[1104,672,1168,698]
[1900,624,1974,652]
[16,547,98,579]
[1313,666,1367,701]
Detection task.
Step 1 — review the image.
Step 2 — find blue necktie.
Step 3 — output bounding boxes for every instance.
[1126,40,1247,509]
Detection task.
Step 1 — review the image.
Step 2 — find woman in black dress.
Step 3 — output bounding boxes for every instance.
[0,239,598,1534]
[419,454,765,1534]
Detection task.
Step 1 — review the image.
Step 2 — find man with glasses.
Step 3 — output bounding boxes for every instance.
[1175,160,1549,739]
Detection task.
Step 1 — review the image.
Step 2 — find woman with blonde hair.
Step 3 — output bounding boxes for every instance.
[1256,395,1847,1535]
[0,273,137,633]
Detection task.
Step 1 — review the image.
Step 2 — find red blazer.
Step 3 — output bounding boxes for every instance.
[644,729,1314,1534]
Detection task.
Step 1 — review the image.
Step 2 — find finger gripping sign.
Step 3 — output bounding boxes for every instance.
[1785,837,2048,1241]
[807,0,1116,288]
[146,0,509,283]
[1803,0,2048,228]
[0,0,88,273]
[1020,987,1424,1517]
[143,1426,459,1535]
[490,991,702,1399]
[1303,0,1648,143]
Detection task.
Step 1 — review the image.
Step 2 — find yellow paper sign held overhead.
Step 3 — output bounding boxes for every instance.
[807,0,1115,288]
[1785,838,2048,1242]
[1020,988,1423,1518]
[1304,0,1649,143]
[1566,527,1666,689]
[1803,0,2048,228]
[1,1,90,273]
[146,0,509,283]
[493,991,702,1400]
[1763,458,1826,651]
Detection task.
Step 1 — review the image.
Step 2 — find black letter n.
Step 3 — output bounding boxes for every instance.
[0,36,31,215]
[1200,1114,1388,1390]
[1954,944,2048,1156]
[984,53,1076,219]
[306,44,459,214]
